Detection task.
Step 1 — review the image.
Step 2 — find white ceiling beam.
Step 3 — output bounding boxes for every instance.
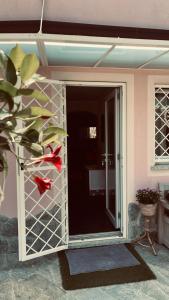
[93,45,116,67]
[137,49,169,69]
[2,32,169,49]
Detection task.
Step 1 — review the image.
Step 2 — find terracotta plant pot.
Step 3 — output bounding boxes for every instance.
[139,203,157,216]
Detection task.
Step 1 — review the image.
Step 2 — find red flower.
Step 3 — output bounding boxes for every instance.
[33,145,62,172]
[43,145,62,172]
[33,176,52,195]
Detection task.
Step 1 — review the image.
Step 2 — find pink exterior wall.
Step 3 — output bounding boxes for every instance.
[1,67,169,217]
[134,71,169,191]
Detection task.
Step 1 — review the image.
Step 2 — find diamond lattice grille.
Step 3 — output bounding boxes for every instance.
[17,80,68,261]
[155,87,169,162]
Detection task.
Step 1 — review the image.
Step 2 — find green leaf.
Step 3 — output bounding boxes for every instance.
[14,119,41,134]
[15,106,55,120]
[0,111,13,121]
[0,119,17,133]
[0,123,5,133]
[21,129,39,144]
[28,119,43,131]
[41,126,67,148]
[43,126,67,137]
[0,51,17,85]
[6,55,17,85]
[0,136,11,151]
[24,73,45,87]
[17,88,48,102]
[42,133,60,147]
[20,53,39,83]
[0,50,6,70]
[30,107,55,118]
[20,140,44,157]
[0,152,8,174]
[9,44,26,70]
[0,80,17,97]
[0,90,14,111]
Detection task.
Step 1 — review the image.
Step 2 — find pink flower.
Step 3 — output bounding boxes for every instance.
[33,176,52,195]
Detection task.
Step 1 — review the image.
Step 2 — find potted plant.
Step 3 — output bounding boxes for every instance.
[136,188,160,216]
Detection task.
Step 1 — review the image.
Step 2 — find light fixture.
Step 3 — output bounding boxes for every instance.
[116,45,169,51]
[44,41,111,48]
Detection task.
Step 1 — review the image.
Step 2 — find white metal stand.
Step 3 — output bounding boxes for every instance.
[132,216,157,256]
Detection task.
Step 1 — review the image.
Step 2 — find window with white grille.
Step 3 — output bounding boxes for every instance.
[155,86,169,163]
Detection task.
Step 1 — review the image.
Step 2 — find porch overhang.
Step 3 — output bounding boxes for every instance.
[1,20,169,40]
[1,20,169,69]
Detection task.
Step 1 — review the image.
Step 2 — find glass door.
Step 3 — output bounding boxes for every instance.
[105,88,121,229]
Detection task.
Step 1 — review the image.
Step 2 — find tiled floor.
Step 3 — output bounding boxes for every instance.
[0,244,169,300]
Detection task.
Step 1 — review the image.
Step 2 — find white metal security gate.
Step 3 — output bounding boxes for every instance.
[17,80,68,261]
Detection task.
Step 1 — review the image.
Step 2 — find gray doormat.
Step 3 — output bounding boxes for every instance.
[65,244,140,275]
[58,244,156,290]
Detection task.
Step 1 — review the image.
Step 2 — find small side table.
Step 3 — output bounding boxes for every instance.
[132,215,157,256]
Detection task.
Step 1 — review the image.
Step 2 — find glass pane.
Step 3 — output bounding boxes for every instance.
[0,42,39,57]
[147,52,169,69]
[100,47,164,68]
[45,43,110,66]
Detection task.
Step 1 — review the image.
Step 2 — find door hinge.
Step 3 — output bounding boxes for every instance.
[118,212,121,219]
[117,153,120,160]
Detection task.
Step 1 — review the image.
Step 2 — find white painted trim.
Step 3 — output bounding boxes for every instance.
[69,235,123,244]
[105,89,121,229]
[121,84,128,238]
[148,75,169,177]
[20,245,67,261]
[64,81,125,87]
[2,32,169,48]
[52,70,135,241]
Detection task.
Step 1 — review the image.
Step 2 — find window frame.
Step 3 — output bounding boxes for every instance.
[148,75,169,173]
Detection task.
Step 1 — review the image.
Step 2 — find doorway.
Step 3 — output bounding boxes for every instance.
[66,84,122,236]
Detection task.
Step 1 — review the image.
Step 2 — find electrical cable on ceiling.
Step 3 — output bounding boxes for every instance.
[39,0,46,34]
